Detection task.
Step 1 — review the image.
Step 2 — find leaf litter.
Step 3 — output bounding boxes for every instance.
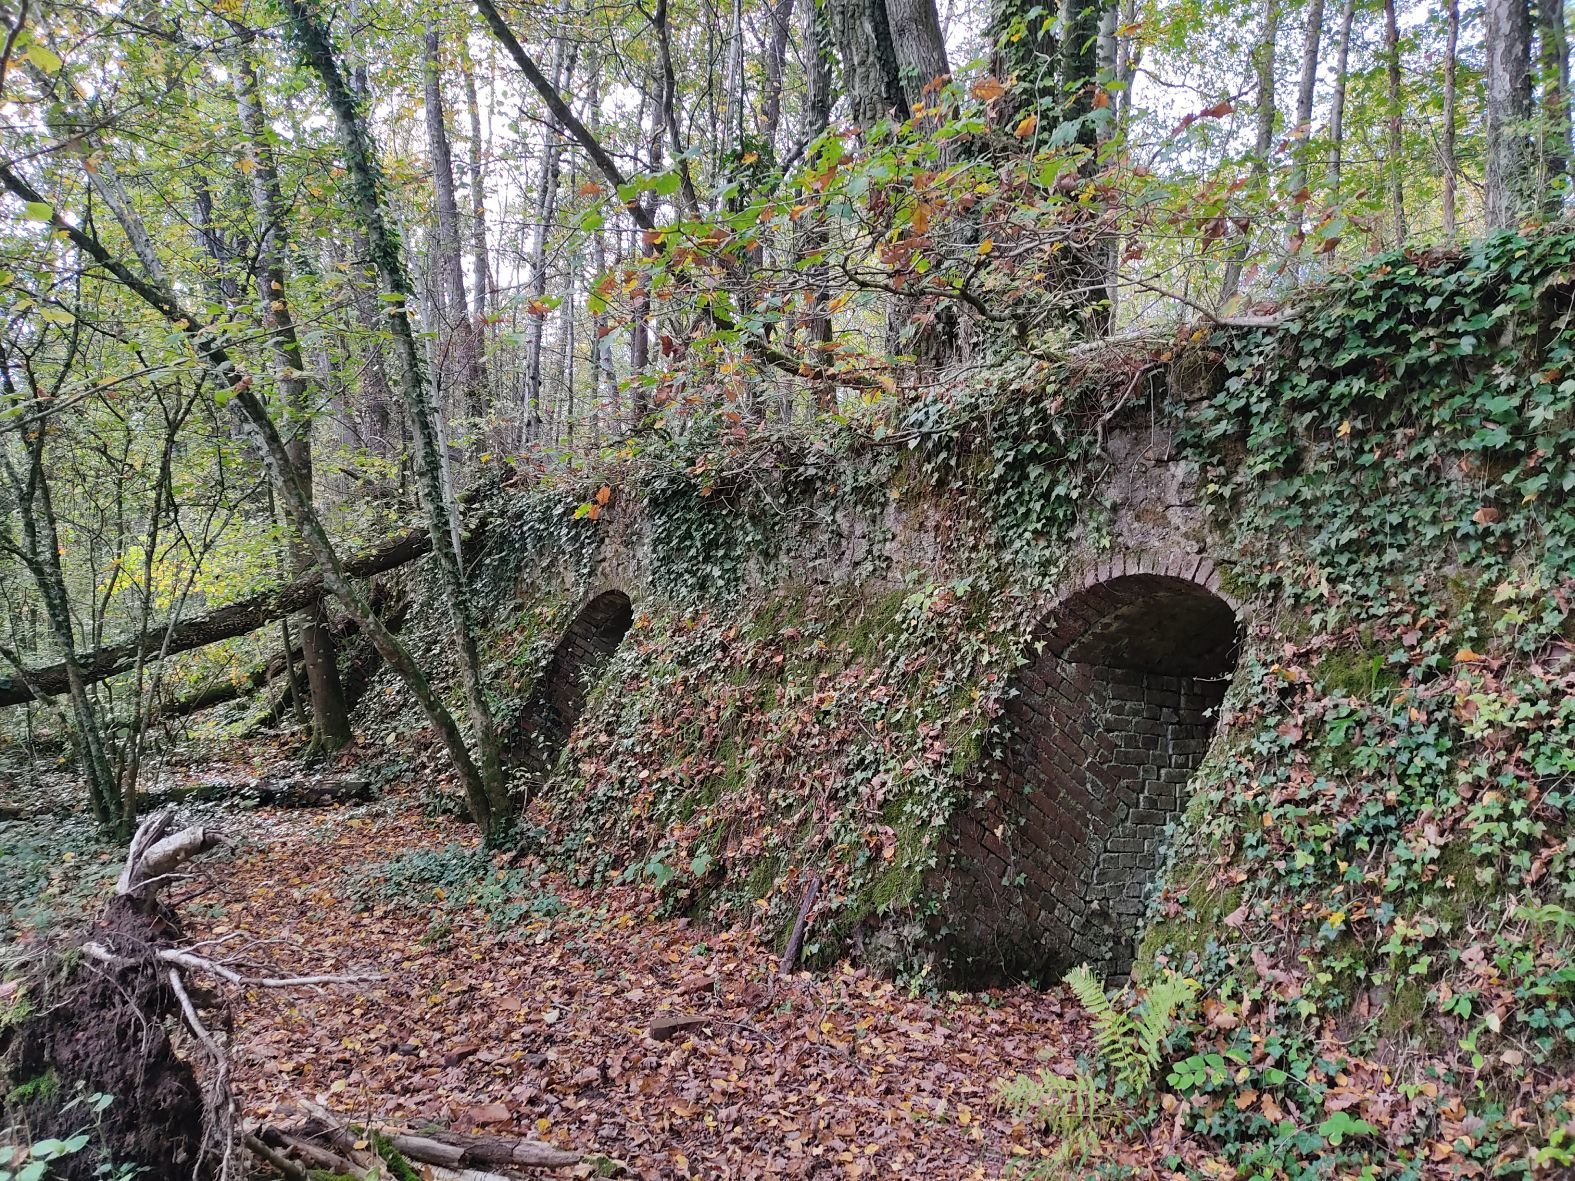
[191,786,1139,1179]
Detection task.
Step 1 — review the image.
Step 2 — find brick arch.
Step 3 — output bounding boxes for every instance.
[938,553,1240,983]
[516,590,634,774]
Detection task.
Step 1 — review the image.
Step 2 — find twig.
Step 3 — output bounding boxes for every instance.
[244,1134,309,1181]
[778,875,822,975]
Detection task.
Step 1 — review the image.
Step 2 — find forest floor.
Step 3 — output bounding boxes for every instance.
[0,750,1206,1178]
[179,777,1120,1179]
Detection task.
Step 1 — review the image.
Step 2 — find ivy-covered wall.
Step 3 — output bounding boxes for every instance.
[377,229,1575,1175]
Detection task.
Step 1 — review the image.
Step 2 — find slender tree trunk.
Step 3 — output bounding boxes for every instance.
[723,0,746,155]
[235,46,353,754]
[1329,0,1356,198]
[799,0,835,414]
[1485,0,1536,227]
[1221,0,1278,302]
[282,0,510,836]
[0,422,120,832]
[461,46,493,415]
[585,59,621,434]
[760,0,797,147]
[423,23,483,418]
[1382,0,1407,242]
[1443,0,1460,235]
[1539,0,1571,212]
[1287,0,1324,242]
[523,1,574,445]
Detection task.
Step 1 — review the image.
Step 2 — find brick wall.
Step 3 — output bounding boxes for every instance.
[517,590,633,773]
[937,573,1236,983]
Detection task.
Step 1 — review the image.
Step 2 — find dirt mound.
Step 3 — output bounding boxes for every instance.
[3,899,211,1180]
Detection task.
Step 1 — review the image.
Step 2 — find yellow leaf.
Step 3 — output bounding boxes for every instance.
[1014,114,1037,138]
[1337,419,1351,438]
[978,238,995,255]
[1454,647,1486,664]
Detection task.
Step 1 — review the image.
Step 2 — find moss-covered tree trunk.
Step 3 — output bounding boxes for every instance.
[282,0,510,837]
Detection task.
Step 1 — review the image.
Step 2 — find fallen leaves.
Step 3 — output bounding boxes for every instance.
[198,797,1095,1179]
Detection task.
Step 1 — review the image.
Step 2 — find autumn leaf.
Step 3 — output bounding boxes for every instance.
[1014,114,1038,138]
[970,76,1006,103]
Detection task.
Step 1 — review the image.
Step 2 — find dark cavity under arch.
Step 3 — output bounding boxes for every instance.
[938,572,1240,984]
[515,590,634,774]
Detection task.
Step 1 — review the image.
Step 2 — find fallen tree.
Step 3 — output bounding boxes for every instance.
[0,527,437,709]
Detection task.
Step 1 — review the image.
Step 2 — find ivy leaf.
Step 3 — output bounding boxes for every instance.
[1318,1111,1377,1146]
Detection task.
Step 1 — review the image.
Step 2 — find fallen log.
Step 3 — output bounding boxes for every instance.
[159,646,303,719]
[254,1105,583,1177]
[0,522,457,709]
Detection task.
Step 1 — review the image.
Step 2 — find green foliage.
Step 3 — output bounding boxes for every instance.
[998,967,1197,1176]
[1145,230,1575,1176]
[345,844,565,932]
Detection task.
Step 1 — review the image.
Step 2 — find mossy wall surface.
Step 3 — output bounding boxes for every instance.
[379,230,1575,1174]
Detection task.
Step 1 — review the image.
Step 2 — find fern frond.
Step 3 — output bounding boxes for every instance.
[1131,972,1199,1088]
[1066,965,1143,1090]
[996,1068,1119,1141]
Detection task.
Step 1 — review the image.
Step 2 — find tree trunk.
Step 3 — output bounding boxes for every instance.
[523,0,574,445]
[886,0,951,107]
[760,0,797,148]
[1443,0,1460,235]
[585,58,622,435]
[827,0,908,126]
[461,49,492,325]
[1539,0,1571,212]
[288,0,508,836]
[798,0,835,414]
[235,45,353,754]
[1382,0,1407,242]
[1328,0,1355,198]
[1286,0,1324,241]
[423,23,484,418]
[0,423,120,830]
[1059,0,1104,139]
[1221,0,1277,302]
[1485,0,1535,228]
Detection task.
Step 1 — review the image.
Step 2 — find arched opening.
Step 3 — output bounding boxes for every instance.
[515,590,633,774]
[939,572,1240,984]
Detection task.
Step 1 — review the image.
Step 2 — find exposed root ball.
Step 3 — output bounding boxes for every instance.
[3,899,213,1180]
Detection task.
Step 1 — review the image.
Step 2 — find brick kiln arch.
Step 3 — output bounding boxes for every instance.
[516,590,634,774]
[940,552,1240,983]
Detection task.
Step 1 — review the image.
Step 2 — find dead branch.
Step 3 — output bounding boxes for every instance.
[778,874,822,975]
